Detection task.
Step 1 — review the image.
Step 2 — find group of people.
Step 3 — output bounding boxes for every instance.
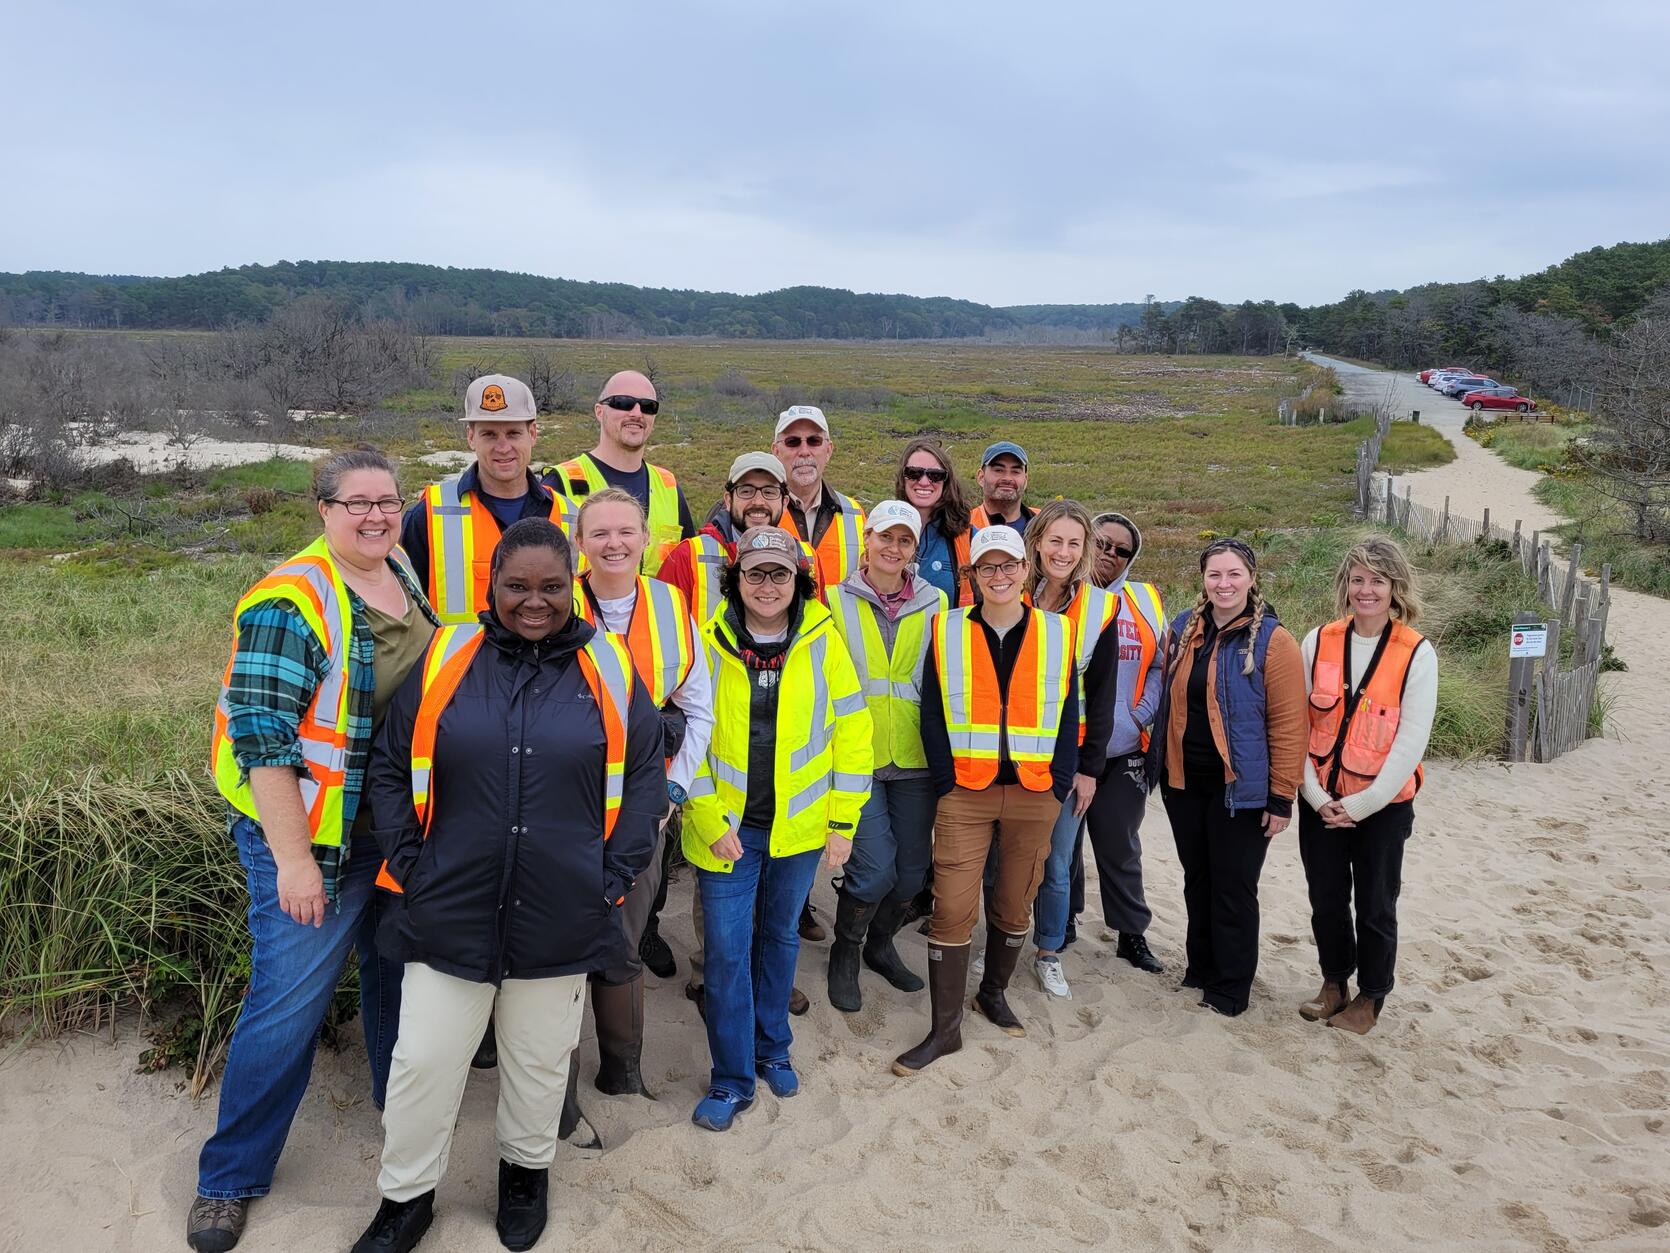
[188,370,1437,1253]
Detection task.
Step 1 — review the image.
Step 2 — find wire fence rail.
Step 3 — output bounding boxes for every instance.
[1352,409,1610,763]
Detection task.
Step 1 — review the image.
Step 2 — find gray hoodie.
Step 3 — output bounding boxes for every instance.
[833,569,945,781]
[1097,514,1167,761]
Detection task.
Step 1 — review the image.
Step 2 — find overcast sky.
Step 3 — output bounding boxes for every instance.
[5,1,1667,306]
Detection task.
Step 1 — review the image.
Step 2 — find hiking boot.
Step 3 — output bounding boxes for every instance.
[1033,954,1072,1000]
[495,1162,548,1252]
[863,897,924,993]
[1117,932,1165,974]
[972,926,1027,1038]
[186,1196,249,1252]
[350,1192,434,1253]
[638,926,677,979]
[592,976,652,1098]
[1327,993,1380,1035]
[1299,979,1350,1022]
[471,1018,498,1070]
[892,942,970,1075]
[798,901,826,943]
[788,986,809,1016]
[827,890,876,1013]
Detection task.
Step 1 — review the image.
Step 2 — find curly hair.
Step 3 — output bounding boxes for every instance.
[718,561,817,605]
[1333,535,1421,625]
[1023,498,1096,609]
[893,437,972,537]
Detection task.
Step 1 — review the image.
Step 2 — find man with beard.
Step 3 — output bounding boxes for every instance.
[970,441,1035,536]
[772,404,866,598]
[543,369,696,575]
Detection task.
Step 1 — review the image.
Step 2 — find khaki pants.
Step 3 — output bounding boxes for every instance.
[928,783,1059,945]
[378,963,586,1201]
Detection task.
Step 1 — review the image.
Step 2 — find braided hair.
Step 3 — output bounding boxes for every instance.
[1174,537,1265,677]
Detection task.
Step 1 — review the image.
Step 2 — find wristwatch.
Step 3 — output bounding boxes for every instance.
[667,780,688,806]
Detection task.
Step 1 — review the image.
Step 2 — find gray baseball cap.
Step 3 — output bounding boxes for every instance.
[463,374,537,423]
[736,525,805,571]
[727,451,789,486]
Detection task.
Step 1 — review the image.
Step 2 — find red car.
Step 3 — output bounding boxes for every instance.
[1462,388,1534,414]
[1418,365,1470,383]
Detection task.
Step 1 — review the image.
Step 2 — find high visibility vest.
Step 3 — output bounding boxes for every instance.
[680,533,731,627]
[423,478,576,625]
[210,536,418,847]
[1118,580,1166,751]
[933,606,1072,792]
[826,583,947,771]
[969,504,1030,532]
[1307,617,1426,804]
[1054,580,1117,746]
[549,452,682,576]
[951,530,973,607]
[781,490,865,600]
[683,602,873,872]
[373,622,636,893]
[576,574,697,708]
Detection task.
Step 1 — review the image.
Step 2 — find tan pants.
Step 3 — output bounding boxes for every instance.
[929,783,1060,945]
[378,963,586,1201]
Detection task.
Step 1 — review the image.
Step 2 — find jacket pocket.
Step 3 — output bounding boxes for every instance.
[1341,699,1400,772]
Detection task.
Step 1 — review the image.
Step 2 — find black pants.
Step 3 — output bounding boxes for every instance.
[1298,800,1413,1000]
[1162,782,1271,1015]
[1086,754,1153,935]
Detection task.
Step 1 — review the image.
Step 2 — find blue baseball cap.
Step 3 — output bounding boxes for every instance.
[981,440,1028,468]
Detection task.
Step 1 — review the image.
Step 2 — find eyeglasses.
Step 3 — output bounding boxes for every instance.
[1095,538,1136,559]
[974,559,1024,580]
[902,466,949,484]
[741,566,794,585]
[731,483,784,501]
[325,497,404,516]
[779,434,826,449]
[600,394,660,416]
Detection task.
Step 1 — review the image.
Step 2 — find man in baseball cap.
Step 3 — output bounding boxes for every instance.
[772,404,867,604]
[400,373,577,625]
[972,440,1035,537]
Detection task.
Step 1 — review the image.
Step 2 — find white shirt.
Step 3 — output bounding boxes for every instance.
[1300,625,1438,822]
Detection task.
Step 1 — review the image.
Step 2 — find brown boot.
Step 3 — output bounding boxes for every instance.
[1299,979,1350,1022]
[892,942,970,1075]
[1327,993,1380,1035]
[971,925,1026,1038]
[592,976,652,1097]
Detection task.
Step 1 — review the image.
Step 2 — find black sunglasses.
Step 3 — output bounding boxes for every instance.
[600,394,660,416]
[1095,538,1136,559]
[902,466,949,484]
[780,434,826,449]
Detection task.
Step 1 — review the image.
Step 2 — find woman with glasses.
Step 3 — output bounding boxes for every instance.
[682,526,872,1131]
[1020,500,1122,1002]
[894,436,975,606]
[824,500,948,1013]
[191,447,440,1253]
[1147,538,1307,1017]
[894,527,1079,1075]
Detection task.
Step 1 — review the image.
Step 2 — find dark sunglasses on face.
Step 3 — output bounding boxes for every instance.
[902,466,949,484]
[1095,538,1137,559]
[600,394,660,416]
[780,434,826,449]
[326,497,404,515]
[741,566,794,585]
[731,483,784,502]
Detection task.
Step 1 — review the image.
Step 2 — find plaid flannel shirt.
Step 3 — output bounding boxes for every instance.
[221,558,435,902]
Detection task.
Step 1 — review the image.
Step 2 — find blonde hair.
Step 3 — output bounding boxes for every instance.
[575,486,647,540]
[1022,499,1096,608]
[1172,542,1266,677]
[1333,535,1421,625]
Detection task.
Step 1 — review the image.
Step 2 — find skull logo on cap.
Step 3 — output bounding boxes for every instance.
[480,384,507,413]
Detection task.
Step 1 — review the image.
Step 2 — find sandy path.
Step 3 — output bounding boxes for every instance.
[4,364,1669,1251]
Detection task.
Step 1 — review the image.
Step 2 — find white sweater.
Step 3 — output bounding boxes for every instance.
[1300,625,1438,822]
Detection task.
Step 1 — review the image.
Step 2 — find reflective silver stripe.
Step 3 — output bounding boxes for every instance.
[790,634,832,772]
[713,758,748,791]
[786,772,832,818]
[941,610,969,728]
[1007,732,1058,755]
[1075,586,1114,673]
[694,536,726,621]
[644,578,687,702]
[585,636,633,809]
[831,771,870,793]
[827,587,870,674]
[832,691,866,716]
[909,599,940,691]
[436,479,471,619]
[687,773,717,798]
[837,496,863,576]
[864,678,893,698]
[948,730,1002,752]
[889,680,919,701]
[1037,611,1068,739]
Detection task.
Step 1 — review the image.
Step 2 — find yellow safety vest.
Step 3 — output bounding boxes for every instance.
[423,478,576,625]
[548,452,683,576]
[576,573,697,708]
[684,601,873,871]
[826,583,946,771]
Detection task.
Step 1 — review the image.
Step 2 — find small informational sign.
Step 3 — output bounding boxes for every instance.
[1510,624,1548,658]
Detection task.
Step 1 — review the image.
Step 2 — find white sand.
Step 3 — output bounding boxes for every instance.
[5,362,1670,1250]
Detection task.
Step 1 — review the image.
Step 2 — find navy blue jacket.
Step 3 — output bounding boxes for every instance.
[368,612,665,983]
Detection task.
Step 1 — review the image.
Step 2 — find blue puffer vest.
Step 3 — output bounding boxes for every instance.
[1148,606,1282,812]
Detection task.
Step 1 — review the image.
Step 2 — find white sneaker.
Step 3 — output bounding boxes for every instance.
[1034,955,1072,1000]
[971,952,985,978]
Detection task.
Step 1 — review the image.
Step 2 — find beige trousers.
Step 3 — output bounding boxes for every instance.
[378,962,586,1201]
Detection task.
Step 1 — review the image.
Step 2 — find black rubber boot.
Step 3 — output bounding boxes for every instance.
[471,1017,497,1070]
[891,942,970,1075]
[863,897,924,992]
[592,977,652,1097]
[827,890,877,1013]
[972,925,1026,1038]
[495,1161,548,1252]
[557,1064,601,1151]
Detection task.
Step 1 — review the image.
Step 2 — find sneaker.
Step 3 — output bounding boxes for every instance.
[496,1161,548,1252]
[755,1058,800,1098]
[639,928,677,979]
[692,1088,754,1132]
[186,1196,249,1252]
[1034,955,1072,1000]
[350,1192,434,1253]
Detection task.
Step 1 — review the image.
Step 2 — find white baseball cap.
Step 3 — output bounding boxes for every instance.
[865,499,921,542]
[969,526,1025,563]
[774,404,830,438]
[727,451,788,485]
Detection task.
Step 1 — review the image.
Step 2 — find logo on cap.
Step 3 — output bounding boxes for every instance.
[751,534,778,550]
[481,385,507,413]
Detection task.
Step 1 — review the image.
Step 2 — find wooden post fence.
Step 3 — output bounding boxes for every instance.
[1505,610,1542,763]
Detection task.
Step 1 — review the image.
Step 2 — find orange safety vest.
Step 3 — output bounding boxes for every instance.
[374,622,636,893]
[782,489,865,600]
[423,478,575,625]
[576,573,696,708]
[1307,617,1426,804]
[951,530,974,607]
[932,606,1073,792]
[1118,581,1166,751]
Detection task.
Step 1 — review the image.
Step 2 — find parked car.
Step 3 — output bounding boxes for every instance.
[1463,388,1534,414]
[1427,369,1476,388]
[1418,366,1471,383]
[1441,375,1496,397]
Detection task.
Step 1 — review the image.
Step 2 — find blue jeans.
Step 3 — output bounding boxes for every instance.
[843,776,938,904]
[196,817,403,1199]
[696,825,821,1101]
[1031,797,1083,951]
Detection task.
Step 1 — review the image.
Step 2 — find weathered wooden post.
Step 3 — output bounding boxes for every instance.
[1559,541,1584,625]
[1482,507,1491,540]
[1535,616,1564,762]
[1439,496,1450,542]
[1505,610,1541,762]
[1404,484,1413,531]
[1512,519,1523,563]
